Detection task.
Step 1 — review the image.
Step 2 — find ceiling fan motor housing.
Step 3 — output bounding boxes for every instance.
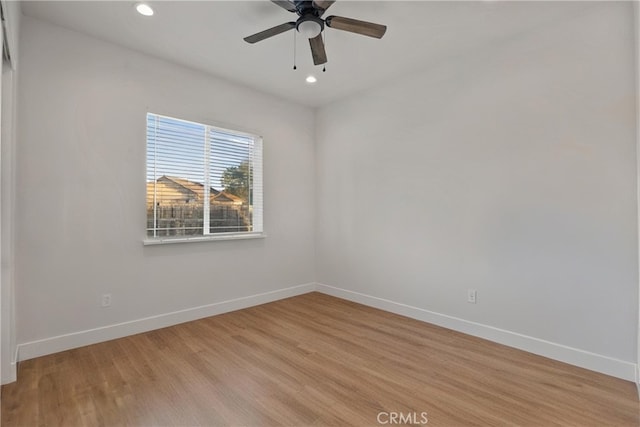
[293,0,322,16]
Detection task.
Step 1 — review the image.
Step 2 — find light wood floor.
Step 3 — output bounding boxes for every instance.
[2,292,638,426]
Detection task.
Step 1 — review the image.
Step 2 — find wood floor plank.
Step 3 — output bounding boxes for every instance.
[2,292,638,426]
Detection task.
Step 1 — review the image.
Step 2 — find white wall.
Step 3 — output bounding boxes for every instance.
[316,2,638,377]
[15,16,316,354]
[0,8,4,387]
[635,0,640,392]
[1,0,19,384]
[1,58,17,385]
[13,2,640,383]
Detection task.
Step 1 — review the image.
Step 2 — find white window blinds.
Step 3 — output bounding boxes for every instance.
[146,113,263,241]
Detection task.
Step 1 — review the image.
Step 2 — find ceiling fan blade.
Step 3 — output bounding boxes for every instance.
[309,34,327,65]
[325,16,387,39]
[244,22,296,44]
[270,0,297,13]
[312,0,335,15]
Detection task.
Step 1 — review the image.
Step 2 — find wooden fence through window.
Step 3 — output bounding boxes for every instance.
[147,204,250,236]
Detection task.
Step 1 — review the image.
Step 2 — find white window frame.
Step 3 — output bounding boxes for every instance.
[144,113,265,245]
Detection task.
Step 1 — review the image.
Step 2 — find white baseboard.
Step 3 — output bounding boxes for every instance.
[1,361,17,385]
[315,283,637,382]
[17,283,316,362]
[1,344,18,385]
[14,282,638,384]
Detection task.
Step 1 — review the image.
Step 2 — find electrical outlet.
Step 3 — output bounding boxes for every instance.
[101,294,112,307]
[467,289,477,304]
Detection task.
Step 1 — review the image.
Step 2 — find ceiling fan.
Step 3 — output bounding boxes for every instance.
[243,0,387,66]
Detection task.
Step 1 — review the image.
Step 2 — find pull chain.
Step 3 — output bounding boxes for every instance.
[293,30,297,70]
[322,30,326,72]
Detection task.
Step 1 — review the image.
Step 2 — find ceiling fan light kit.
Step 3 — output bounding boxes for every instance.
[243,0,387,66]
[297,16,324,39]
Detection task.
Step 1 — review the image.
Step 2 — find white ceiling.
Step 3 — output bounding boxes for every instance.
[21,1,597,108]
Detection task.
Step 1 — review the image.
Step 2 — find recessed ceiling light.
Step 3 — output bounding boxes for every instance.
[135,3,154,16]
[306,75,317,84]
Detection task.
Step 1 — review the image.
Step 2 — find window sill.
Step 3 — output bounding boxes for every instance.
[143,232,266,246]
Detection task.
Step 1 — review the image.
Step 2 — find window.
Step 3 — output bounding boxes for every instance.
[145,113,263,243]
